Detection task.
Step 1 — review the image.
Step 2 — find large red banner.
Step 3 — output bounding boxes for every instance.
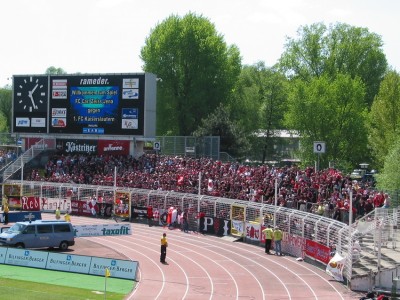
[305,239,331,264]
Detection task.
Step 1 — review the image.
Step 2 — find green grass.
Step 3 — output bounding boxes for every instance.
[0,265,135,300]
[0,278,126,300]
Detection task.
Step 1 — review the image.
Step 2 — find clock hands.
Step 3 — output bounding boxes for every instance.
[27,83,39,110]
[30,83,39,94]
[28,91,37,110]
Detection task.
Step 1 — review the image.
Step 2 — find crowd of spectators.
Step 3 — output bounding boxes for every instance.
[0,148,18,169]
[27,153,388,222]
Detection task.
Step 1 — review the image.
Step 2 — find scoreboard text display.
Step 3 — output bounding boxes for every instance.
[12,73,156,137]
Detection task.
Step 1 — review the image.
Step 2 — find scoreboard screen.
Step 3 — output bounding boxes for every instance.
[12,73,156,137]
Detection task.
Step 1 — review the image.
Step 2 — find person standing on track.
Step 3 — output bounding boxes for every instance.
[262,225,273,254]
[55,206,61,220]
[273,226,283,256]
[3,202,9,225]
[147,205,153,227]
[160,232,168,264]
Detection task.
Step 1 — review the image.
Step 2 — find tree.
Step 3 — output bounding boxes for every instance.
[140,13,241,136]
[45,66,67,75]
[229,62,288,162]
[192,103,249,159]
[0,88,12,131]
[376,135,400,192]
[284,73,368,168]
[280,22,387,107]
[367,70,400,168]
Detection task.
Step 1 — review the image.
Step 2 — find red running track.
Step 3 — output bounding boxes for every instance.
[44,214,364,300]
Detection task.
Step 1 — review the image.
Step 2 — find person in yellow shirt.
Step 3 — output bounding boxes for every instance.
[273,227,283,256]
[64,212,71,222]
[160,233,168,264]
[3,202,9,225]
[55,207,61,220]
[262,225,273,254]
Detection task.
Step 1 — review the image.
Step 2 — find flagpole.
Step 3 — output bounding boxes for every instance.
[104,273,107,300]
[104,268,110,300]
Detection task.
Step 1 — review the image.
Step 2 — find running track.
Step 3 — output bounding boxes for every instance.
[44,214,364,300]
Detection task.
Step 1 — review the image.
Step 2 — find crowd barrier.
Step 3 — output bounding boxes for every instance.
[3,180,352,281]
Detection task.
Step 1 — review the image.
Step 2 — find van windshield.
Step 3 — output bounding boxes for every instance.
[8,223,26,233]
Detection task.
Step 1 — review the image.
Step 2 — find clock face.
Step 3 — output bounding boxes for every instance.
[14,76,48,113]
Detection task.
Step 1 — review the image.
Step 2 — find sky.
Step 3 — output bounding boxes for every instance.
[1,0,399,87]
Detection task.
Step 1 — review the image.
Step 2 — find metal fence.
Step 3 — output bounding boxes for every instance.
[5,179,400,291]
[156,136,220,160]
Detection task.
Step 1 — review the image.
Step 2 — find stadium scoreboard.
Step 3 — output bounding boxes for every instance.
[12,73,156,137]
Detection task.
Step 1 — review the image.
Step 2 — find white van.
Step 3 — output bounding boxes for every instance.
[0,220,75,250]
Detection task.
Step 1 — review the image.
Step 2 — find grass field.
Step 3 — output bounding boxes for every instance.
[0,265,135,300]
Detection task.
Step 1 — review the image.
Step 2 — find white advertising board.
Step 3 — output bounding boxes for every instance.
[89,257,138,280]
[0,247,7,263]
[46,252,91,273]
[74,224,132,237]
[4,248,48,268]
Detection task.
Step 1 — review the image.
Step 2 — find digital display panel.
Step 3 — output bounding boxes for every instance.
[12,73,156,137]
[49,74,145,135]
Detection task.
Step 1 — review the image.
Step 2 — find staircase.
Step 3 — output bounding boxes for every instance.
[350,208,399,278]
[1,138,56,182]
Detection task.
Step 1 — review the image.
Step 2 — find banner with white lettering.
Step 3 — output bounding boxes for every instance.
[0,248,138,280]
[4,249,48,268]
[47,253,91,273]
[282,232,305,258]
[89,257,138,280]
[40,197,71,212]
[0,248,7,264]
[97,140,129,155]
[20,196,41,211]
[73,224,132,237]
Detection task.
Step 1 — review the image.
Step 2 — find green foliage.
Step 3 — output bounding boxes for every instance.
[229,62,288,162]
[140,12,241,136]
[0,88,12,131]
[192,103,249,159]
[376,135,400,191]
[367,70,400,168]
[284,73,368,167]
[45,66,67,75]
[280,22,387,107]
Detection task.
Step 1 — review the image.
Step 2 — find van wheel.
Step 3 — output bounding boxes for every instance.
[16,243,25,249]
[59,241,69,250]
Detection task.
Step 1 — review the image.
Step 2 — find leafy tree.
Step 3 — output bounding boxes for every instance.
[140,13,241,136]
[367,70,400,168]
[192,103,249,159]
[45,66,67,75]
[284,73,367,167]
[376,135,400,192]
[280,22,387,107]
[0,88,12,131]
[229,62,288,162]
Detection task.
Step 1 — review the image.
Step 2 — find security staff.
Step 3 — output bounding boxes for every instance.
[160,233,168,263]
[262,225,273,254]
